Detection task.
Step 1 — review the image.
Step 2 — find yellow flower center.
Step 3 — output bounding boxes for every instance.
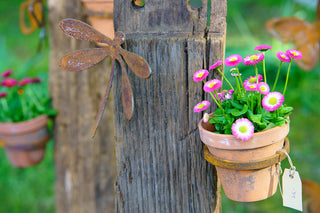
[249,78,257,83]
[198,103,205,109]
[249,85,255,89]
[239,126,247,133]
[269,97,277,105]
[209,82,216,87]
[292,51,297,56]
[281,55,287,59]
[250,55,259,61]
[260,86,266,91]
[230,57,237,62]
[197,73,204,78]
[17,89,24,95]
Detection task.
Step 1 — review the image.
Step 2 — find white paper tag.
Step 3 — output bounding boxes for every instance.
[282,168,303,211]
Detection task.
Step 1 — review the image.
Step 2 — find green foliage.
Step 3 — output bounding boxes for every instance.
[0,78,57,122]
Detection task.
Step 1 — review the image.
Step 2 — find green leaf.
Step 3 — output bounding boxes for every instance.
[231,100,244,110]
[231,105,248,116]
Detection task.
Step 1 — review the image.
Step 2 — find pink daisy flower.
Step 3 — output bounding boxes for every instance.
[1,69,13,78]
[232,118,255,141]
[203,79,222,93]
[225,54,242,66]
[193,69,209,82]
[222,89,234,100]
[214,92,224,102]
[203,113,210,123]
[209,61,223,70]
[0,92,7,98]
[262,92,284,111]
[254,45,272,52]
[194,100,210,113]
[286,49,303,60]
[244,75,263,86]
[31,77,42,83]
[257,82,270,95]
[19,78,34,86]
[244,83,258,91]
[276,52,291,63]
[243,53,264,66]
[1,78,18,88]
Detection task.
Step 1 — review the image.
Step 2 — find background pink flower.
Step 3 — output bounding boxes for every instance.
[243,53,264,65]
[19,78,34,86]
[1,69,12,78]
[193,69,209,82]
[276,52,291,63]
[1,78,17,88]
[0,92,7,98]
[225,54,242,66]
[286,49,303,60]
[194,100,210,112]
[209,61,223,70]
[254,45,272,52]
[203,79,222,92]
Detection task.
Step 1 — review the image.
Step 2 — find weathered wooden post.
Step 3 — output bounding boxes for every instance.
[48,0,115,212]
[49,0,226,212]
[113,0,226,212]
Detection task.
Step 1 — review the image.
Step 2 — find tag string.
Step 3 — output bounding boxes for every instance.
[277,149,296,178]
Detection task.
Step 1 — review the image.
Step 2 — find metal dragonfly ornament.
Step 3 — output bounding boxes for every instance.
[19,0,46,51]
[59,19,152,138]
[266,0,320,71]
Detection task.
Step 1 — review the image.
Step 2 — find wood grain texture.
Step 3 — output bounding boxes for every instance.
[48,0,115,212]
[113,0,226,212]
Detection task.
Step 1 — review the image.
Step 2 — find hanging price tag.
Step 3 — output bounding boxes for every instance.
[282,168,303,211]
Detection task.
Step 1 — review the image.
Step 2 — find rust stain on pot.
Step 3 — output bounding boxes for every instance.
[59,19,152,138]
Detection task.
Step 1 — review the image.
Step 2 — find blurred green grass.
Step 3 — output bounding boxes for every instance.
[0,0,54,213]
[0,0,319,213]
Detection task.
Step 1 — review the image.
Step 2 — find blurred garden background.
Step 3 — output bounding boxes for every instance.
[0,0,319,212]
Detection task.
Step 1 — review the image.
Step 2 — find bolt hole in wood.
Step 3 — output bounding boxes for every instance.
[132,0,145,8]
[188,0,211,26]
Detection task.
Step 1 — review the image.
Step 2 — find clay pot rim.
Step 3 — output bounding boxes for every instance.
[0,115,49,135]
[198,116,290,150]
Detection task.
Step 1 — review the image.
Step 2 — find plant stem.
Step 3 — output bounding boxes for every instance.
[234,76,241,92]
[235,65,245,90]
[283,61,292,96]
[262,54,267,83]
[254,65,259,84]
[217,68,234,90]
[209,92,224,113]
[251,92,254,112]
[19,95,28,119]
[272,61,283,92]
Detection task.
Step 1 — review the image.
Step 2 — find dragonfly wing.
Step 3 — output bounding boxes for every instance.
[91,60,115,138]
[59,18,113,45]
[266,17,311,43]
[59,48,111,71]
[295,38,319,71]
[119,59,134,120]
[120,49,152,79]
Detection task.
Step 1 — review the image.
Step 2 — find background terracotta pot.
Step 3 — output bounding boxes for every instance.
[0,115,51,168]
[81,0,114,40]
[198,119,290,202]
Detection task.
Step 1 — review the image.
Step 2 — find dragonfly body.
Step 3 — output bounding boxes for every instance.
[59,19,151,138]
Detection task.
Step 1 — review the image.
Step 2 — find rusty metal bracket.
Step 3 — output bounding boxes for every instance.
[204,137,290,170]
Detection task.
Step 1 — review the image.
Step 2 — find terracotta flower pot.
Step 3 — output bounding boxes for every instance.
[0,115,50,168]
[82,0,114,40]
[198,118,290,202]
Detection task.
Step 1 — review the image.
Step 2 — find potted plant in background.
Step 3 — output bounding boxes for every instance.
[0,69,56,168]
[81,0,114,41]
[194,45,302,202]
